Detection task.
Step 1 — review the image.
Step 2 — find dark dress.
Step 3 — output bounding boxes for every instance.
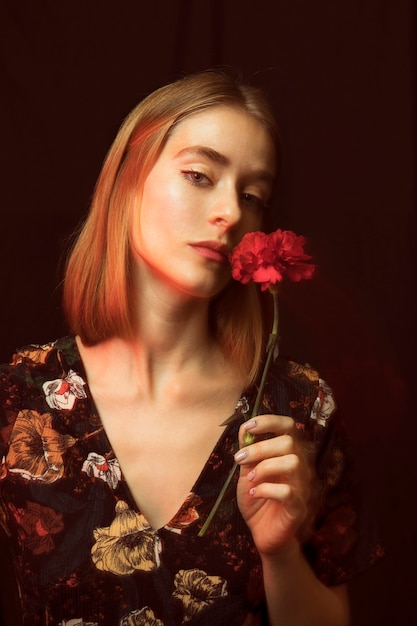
[0,337,382,625]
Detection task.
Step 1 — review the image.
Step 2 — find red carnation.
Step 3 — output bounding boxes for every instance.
[229,229,315,290]
[198,228,315,537]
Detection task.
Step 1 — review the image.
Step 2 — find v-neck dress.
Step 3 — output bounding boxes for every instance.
[0,337,382,625]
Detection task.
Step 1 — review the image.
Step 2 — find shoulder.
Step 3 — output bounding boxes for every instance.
[269,358,320,389]
[0,337,79,380]
[263,357,319,416]
[262,357,336,430]
[0,336,82,425]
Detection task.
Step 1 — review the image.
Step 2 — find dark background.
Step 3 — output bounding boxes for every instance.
[0,1,416,624]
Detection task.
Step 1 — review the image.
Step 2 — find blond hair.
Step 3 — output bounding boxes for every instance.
[63,70,281,386]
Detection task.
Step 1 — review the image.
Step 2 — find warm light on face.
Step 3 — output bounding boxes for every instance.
[129,105,277,301]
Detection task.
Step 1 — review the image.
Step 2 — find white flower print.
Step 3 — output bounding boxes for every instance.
[235,396,250,415]
[310,378,337,426]
[82,452,122,489]
[43,369,87,410]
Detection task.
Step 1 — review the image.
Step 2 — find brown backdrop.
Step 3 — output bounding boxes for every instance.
[0,1,416,624]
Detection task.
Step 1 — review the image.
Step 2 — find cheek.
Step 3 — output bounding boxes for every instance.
[131,186,183,258]
[141,174,190,223]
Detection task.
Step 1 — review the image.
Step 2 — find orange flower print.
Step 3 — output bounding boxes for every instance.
[120,606,163,626]
[165,492,201,533]
[19,501,64,555]
[172,568,228,622]
[12,342,55,366]
[288,361,318,382]
[43,369,87,411]
[0,456,7,480]
[6,409,75,483]
[91,500,162,575]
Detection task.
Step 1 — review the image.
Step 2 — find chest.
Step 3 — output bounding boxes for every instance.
[92,388,241,530]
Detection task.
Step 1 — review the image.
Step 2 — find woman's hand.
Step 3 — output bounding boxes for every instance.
[235,414,314,556]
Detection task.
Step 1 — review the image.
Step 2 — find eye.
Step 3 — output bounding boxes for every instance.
[182,169,211,185]
[241,192,270,211]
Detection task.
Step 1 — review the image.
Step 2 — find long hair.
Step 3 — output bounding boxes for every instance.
[63,70,281,386]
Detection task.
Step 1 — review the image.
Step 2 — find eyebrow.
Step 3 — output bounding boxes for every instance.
[176,145,276,183]
[176,145,229,166]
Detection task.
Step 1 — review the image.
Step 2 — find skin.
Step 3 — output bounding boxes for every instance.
[79,105,350,625]
[130,105,276,302]
[236,416,350,626]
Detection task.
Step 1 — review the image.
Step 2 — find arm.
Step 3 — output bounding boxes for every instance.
[235,415,350,626]
[261,541,349,626]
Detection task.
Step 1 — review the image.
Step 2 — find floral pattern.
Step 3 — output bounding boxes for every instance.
[310,379,337,426]
[165,492,202,533]
[172,569,228,622]
[0,336,383,625]
[58,617,98,626]
[6,408,75,482]
[82,453,122,489]
[43,369,87,410]
[91,500,162,574]
[11,500,64,555]
[120,606,163,626]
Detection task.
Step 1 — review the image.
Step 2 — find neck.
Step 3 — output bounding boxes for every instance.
[136,286,214,360]
[77,285,225,403]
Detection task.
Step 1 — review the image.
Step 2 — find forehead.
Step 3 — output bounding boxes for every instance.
[165,105,277,172]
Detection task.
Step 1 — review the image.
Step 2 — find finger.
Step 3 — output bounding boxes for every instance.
[239,414,294,447]
[249,481,291,501]
[254,480,309,527]
[241,414,295,440]
[235,433,295,465]
[246,453,301,485]
[249,482,307,523]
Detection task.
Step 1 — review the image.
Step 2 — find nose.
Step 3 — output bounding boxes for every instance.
[209,188,242,231]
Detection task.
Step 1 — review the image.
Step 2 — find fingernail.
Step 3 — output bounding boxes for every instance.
[249,487,256,496]
[234,449,248,462]
[244,419,257,431]
[248,469,256,482]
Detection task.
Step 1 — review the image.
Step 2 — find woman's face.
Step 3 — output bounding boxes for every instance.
[131,105,277,300]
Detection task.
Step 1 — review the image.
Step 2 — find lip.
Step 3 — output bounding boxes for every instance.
[190,240,231,264]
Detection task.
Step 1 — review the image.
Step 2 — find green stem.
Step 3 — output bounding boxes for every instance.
[197,462,238,537]
[252,288,279,418]
[198,287,279,537]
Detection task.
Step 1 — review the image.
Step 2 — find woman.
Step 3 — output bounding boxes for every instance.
[0,71,380,625]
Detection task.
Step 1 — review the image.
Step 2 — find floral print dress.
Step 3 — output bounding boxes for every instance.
[0,337,382,626]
